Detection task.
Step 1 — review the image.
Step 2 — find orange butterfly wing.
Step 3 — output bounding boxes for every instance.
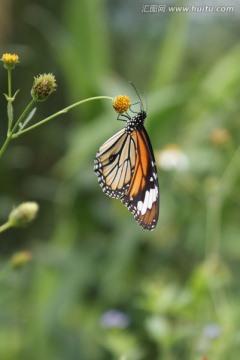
[94,111,159,231]
[122,127,159,230]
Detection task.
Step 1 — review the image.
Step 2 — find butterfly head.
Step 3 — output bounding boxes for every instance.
[139,110,147,120]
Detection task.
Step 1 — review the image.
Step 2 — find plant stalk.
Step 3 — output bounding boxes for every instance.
[12,96,113,138]
[0,221,12,234]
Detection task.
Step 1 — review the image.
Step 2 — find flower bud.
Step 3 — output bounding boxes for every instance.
[31,73,57,102]
[209,128,231,146]
[1,53,19,70]
[113,95,130,114]
[9,202,39,227]
[11,251,32,268]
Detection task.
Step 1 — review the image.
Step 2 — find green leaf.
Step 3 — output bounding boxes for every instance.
[12,89,20,101]
[18,107,37,130]
[7,101,13,133]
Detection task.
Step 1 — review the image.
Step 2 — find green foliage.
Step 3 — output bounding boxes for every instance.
[1,1,240,359]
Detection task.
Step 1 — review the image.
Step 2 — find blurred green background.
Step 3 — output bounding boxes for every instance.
[1,0,240,359]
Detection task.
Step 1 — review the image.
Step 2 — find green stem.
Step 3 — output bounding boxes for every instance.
[12,96,113,138]
[7,69,12,135]
[205,194,222,258]
[208,280,231,324]
[218,145,240,199]
[11,98,36,134]
[0,221,12,234]
[0,99,36,159]
[205,145,240,258]
[8,69,12,98]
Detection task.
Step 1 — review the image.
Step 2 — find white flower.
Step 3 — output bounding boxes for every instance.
[157,144,189,172]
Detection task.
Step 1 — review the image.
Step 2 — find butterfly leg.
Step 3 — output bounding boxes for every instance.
[117,113,130,122]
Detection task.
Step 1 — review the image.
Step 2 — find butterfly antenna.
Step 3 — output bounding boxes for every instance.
[129,82,144,111]
[143,91,148,114]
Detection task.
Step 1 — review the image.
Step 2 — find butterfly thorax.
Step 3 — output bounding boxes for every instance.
[125,110,147,134]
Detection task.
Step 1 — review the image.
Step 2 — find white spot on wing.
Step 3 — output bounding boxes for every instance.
[141,190,150,215]
[138,186,158,216]
[137,201,143,212]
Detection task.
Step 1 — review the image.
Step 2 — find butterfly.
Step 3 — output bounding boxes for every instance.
[94,85,159,230]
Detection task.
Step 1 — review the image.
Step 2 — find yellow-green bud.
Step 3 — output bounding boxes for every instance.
[9,202,39,227]
[31,73,57,102]
[11,251,32,268]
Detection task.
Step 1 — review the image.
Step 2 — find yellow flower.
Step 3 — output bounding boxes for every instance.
[113,95,130,114]
[31,73,57,102]
[1,53,19,69]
